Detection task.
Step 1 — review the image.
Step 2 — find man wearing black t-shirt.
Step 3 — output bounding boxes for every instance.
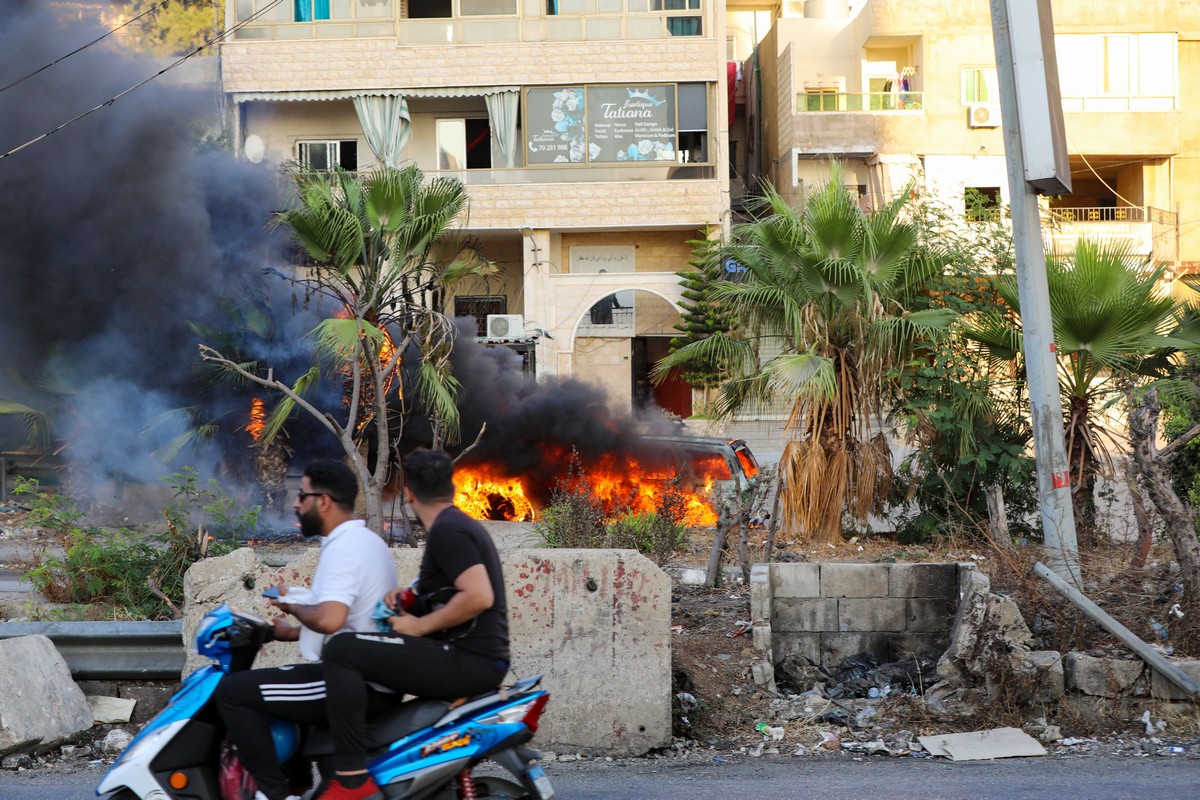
[314,448,510,800]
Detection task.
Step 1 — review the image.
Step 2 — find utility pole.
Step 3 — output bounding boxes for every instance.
[988,0,1081,583]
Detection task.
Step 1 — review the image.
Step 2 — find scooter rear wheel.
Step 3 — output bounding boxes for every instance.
[470,776,529,799]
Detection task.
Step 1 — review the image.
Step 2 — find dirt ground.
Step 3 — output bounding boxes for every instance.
[663,527,1200,755]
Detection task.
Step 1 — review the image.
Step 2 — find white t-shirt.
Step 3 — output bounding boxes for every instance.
[299,519,397,661]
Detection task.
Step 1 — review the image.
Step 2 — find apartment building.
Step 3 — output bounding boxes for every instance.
[746,0,1200,269]
[218,1,733,415]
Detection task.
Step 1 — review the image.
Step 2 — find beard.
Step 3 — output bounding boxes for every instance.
[297,507,323,538]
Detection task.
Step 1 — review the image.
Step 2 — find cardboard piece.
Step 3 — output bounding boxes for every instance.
[87,695,136,724]
[918,727,1047,761]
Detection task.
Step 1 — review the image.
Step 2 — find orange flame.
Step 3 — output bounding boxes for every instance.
[247,397,266,440]
[454,465,536,522]
[454,450,723,526]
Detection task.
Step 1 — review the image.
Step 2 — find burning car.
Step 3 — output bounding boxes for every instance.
[452,434,760,527]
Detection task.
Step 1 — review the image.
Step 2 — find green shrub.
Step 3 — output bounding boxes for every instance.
[17,470,255,620]
[532,450,688,564]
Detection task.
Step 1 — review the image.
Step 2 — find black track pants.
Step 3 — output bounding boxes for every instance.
[321,631,507,772]
[214,663,398,800]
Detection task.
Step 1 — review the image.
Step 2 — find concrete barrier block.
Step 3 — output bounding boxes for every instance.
[1064,653,1147,698]
[821,632,893,665]
[772,632,822,664]
[0,635,94,757]
[772,598,838,632]
[907,597,957,632]
[1148,659,1200,701]
[183,547,671,756]
[889,563,958,598]
[838,598,905,633]
[771,563,820,598]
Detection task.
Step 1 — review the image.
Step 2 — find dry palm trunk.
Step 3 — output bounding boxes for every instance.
[984,484,1011,549]
[1129,388,1200,630]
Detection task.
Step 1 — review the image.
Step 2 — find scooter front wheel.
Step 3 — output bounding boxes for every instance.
[470,776,529,799]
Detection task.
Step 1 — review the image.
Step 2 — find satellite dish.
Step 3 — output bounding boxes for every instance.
[244,135,265,164]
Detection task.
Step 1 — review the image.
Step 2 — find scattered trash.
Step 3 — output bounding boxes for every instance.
[727,621,752,638]
[1140,710,1166,736]
[1158,746,1185,756]
[1060,737,1093,747]
[1169,603,1184,619]
[671,625,683,635]
[755,722,771,736]
[1038,725,1061,743]
[818,731,841,750]
[854,708,878,727]
[918,728,1047,761]
[675,692,697,710]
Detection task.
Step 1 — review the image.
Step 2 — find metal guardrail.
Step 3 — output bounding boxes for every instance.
[0,620,185,679]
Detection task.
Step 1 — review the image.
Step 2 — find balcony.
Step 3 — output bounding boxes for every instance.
[797,91,924,113]
[229,0,709,43]
[1046,206,1178,263]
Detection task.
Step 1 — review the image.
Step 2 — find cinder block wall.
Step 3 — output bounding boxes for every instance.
[750,563,959,667]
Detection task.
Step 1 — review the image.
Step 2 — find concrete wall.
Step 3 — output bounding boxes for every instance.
[750,562,958,667]
[182,546,670,755]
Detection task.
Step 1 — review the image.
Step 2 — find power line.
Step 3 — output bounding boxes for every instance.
[0,0,284,162]
[0,0,175,94]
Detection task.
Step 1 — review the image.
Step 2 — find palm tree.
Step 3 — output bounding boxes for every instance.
[201,165,493,531]
[966,239,1195,546]
[655,175,955,543]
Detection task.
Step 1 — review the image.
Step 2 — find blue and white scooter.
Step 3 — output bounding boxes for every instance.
[97,605,555,800]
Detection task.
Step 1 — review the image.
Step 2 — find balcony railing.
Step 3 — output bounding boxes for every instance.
[797,92,924,112]
[1050,206,1148,223]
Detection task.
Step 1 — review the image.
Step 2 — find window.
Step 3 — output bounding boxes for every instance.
[461,0,517,13]
[961,67,998,105]
[666,17,701,36]
[805,87,838,111]
[297,140,357,171]
[965,186,1002,222]
[294,0,330,21]
[677,83,707,163]
[409,0,451,18]
[455,295,507,337]
[437,119,492,170]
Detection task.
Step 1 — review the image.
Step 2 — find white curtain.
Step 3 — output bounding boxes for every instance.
[353,94,411,168]
[485,90,520,169]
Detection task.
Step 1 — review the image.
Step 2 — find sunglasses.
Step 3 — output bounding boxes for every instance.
[296,491,330,502]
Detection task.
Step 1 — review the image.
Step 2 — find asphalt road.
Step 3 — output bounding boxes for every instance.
[0,755,1196,800]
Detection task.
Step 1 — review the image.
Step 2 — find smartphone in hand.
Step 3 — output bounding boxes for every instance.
[262,586,282,599]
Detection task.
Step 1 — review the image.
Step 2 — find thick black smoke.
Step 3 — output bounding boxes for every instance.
[448,336,685,506]
[0,1,330,514]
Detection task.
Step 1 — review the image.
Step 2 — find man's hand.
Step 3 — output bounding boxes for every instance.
[387,612,424,636]
[386,565,494,638]
[272,618,300,642]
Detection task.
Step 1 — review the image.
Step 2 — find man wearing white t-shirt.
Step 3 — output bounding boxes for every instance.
[215,459,398,800]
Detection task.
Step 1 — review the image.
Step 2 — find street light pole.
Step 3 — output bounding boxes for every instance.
[988,0,1081,583]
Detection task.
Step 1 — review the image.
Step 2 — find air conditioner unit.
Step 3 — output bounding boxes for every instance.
[486,314,525,340]
[967,103,1000,128]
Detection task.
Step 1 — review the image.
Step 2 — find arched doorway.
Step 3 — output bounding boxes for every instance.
[571,288,692,418]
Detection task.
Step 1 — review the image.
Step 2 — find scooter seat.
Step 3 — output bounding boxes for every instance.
[302,698,451,757]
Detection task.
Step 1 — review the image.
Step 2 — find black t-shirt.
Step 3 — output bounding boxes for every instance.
[416,506,510,663]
